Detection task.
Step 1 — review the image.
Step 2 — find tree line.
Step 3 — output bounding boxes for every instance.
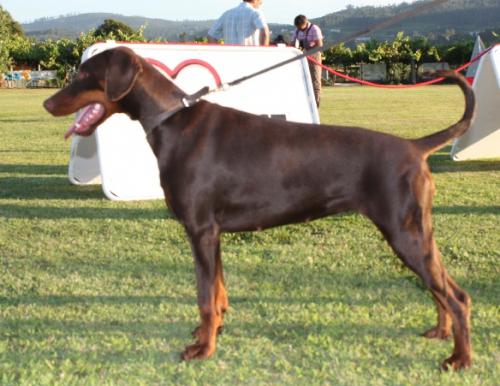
[1,8,149,84]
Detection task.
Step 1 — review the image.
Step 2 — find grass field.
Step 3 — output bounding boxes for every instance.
[0,86,499,385]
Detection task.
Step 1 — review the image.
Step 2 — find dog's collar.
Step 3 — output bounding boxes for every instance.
[140,86,210,136]
[141,99,189,136]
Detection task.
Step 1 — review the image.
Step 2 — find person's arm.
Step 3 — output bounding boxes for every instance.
[253,10,269,46]
[308,38,323,48]
[308,25,323,48]
[207,16,223,43]
[260,25,270,46]
[290,30,299,48]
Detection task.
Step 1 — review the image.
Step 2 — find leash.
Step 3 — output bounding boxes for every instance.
[144,0,448,133]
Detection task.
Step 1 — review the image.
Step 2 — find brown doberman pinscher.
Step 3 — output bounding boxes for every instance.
[44,46,475,370]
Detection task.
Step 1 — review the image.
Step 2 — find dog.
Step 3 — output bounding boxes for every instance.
[44,46,475,370]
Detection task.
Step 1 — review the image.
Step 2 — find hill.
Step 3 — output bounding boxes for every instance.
[312,0,500,44]
[22,13,214,41]
[21,0,500,43]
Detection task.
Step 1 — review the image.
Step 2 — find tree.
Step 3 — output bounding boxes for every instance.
[411,36,441,63]
[368,32,421,83]
[323,43,353,68]
[353,40,380,64]
[441,39,474,66]
[0,18,11,73]
[0,5,25,73]
[93,19,145,41]
[0,5,24,37]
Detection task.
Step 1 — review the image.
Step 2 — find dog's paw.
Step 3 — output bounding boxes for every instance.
[441,353,472,371]
[181,343,215,360]
[422,327,451,340]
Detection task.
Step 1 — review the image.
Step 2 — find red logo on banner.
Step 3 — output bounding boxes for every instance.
[146,58,222,87]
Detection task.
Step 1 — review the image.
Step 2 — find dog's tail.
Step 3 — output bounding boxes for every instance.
[413,70,475,157]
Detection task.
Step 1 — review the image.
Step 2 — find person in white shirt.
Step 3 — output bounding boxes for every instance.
[208,0,270,46]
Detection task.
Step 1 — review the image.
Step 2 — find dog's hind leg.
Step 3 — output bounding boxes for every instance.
[422,293,452,340]
[389,231,472,370]
[368,171,471,370]
[182,226,227,360]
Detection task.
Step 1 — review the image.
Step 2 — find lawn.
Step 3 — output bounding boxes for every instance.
[0,85,499,385]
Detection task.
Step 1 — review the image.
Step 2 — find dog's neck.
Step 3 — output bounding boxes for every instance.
[140,100,188,136]
[123,65,190,134]
[132,64,210,136]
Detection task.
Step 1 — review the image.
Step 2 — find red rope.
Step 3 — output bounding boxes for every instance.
[308,45,494,88]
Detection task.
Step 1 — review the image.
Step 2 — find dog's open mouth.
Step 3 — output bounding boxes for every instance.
[65,103,105,139]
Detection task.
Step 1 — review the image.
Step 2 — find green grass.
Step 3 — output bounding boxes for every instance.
[1,86,499,385]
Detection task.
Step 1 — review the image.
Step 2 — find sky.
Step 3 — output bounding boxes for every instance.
[1,0,406,25]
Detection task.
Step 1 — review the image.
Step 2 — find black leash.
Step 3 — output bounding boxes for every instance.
[144,0,448,134]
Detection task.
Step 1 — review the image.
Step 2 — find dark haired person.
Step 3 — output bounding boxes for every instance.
[291,15,323,107]
[208,0,270,46]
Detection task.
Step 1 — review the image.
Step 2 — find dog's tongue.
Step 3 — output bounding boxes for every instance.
[64,103,105,139]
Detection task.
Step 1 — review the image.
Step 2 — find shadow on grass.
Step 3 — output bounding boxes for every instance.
[0,118,53,124]
[433,205,500,215]
[0,203,171,219]
[0,164,68,175]
[0,164,105,200]
[0,270,493,308]
[1,202,496,220]
[0,315,422,343]
[0,296,434,353]
[0,295,193,307]
[428,148,500,173]
[0,176,104,200]
[0,269,425,311]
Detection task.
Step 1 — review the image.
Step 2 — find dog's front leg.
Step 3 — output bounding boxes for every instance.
[182,227,227,360]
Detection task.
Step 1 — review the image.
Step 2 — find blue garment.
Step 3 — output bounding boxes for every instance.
[208,2,267,46]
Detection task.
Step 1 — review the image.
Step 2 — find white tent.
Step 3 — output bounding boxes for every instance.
[451,44,500,161]
[465,35,485,83]
[68,42,319,200]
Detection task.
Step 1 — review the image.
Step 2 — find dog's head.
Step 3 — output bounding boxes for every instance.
[44,46,144,139]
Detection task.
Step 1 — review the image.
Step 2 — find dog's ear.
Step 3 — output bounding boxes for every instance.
[105,47,143,102]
